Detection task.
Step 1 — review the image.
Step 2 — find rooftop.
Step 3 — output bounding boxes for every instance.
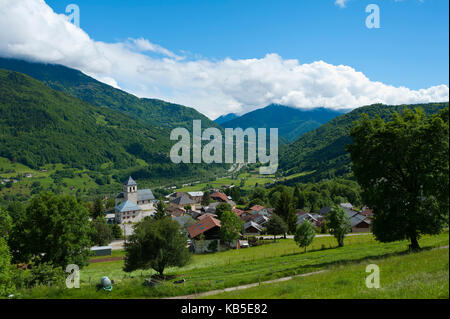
[115,200,142,213]
[188,215,221,239]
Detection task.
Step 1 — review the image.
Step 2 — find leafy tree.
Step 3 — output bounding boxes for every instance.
[154,199,168,220]
[293,185,306,209]
[27,262,65,288]
[0,208,14,296]
[124,218,191,276]
[110,223,123,239]
[91,197,105,219]
[201,192,211,206]
[230,187,241,202]
[11,192,91,268]
[215,203,232,219]
[219,210,243,245]
[347,108,449,250]
[90,217,114,246]
[274,190,297,235]
[265,214,288,242]
[294,220,316,252]
[327,205,351,247]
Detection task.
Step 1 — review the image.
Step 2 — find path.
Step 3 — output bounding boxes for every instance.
[166,270,327,299]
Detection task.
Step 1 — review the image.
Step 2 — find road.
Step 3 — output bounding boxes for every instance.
[109,232,371,250]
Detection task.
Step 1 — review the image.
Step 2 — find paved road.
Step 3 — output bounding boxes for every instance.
[109,232,371,250]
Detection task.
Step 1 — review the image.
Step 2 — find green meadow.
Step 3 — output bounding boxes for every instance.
[16,232,449,299]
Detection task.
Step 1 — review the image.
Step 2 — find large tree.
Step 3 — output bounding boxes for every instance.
[90,217,114,246]
[347,108,449,250]
[10,192,92,268]
[327,205,351,247]
[123,217,190,276]
[215,203,232,219]
[294,220,316,252]
[265,214,288,242]
[219,210,242,245]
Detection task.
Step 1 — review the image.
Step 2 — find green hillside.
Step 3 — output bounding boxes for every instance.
[280,102,449,184]
[220,104,342,142]
[0,70,224,197]
[0,57,220,131]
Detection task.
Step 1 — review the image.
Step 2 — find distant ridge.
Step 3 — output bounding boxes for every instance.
[219,104,342,142]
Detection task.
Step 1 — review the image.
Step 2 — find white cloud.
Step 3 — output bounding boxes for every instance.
[335,0,349,8]
[0,0,448,119]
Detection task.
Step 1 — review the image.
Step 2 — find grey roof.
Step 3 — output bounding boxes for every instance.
[244,221,263,232]
[350,214,371,227]
[116,192,124,199]
[115,200,141,213]
[171,196,196,206]
[344,208,359,219]
[138,189,155,201]
[124,176,137,186]
[253,215,269,226]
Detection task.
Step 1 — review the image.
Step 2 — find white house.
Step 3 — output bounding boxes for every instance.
[115,176,155,223]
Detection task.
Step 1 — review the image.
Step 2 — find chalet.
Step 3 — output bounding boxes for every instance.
[297,213,323,227]
[211,192,229,203]
[115,177,155,223]
[167,206,186,217]
[188,215,221,240]
[249,205,271,216]
[187,191,204,203]
[243,221,263,235]
[169,195,197,210]
[350,214,372,233]
[187,215,222,253]
[253,215,269,226]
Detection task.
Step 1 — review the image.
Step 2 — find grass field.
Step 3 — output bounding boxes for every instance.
[205,247,449,299]
[17,232,449,299]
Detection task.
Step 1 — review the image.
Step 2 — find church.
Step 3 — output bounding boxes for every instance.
[115,176,155,223]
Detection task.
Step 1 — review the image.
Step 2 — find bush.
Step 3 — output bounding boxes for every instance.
[207,240,218,252]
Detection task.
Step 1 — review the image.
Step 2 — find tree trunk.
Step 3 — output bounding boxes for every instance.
[409,236,420,251]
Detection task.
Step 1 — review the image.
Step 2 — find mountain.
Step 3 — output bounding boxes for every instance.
[0,69,223,183]
[0,57,220,131]
[279,102,449,184]
[214,113,239,124]
[219,104,342,142]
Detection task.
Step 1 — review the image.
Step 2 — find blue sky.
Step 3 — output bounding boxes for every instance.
[1,0,448,117]
[46,0,449,90]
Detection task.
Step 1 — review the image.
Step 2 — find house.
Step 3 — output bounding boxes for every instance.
[169,195,197,210]
[24,173,32,178]
[243,221,263,235]
[297,213,323,227]
[233,208,245,218]
[188,215,221,240]
[114,176,155,223]
[350,214,371,232]
[187,215,222,253]
[167,206,186,217]
[340,203,353,210]
[253,215,269,226]
[198,213,218,221]
[249,205,270,216]
[105,213,116,224]
[361,206,374,218]
[210,192,229,203]
[90,246,112,257]
[187,191,204,203]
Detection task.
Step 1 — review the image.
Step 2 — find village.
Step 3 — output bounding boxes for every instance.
[96,176,374,256]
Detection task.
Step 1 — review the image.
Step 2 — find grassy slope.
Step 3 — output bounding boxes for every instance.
[206,247,449,299]
[17,232,449,299]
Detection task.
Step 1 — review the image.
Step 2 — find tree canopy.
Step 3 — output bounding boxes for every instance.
[347,107,449,250]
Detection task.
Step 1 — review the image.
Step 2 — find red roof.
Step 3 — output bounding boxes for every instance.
[187,216,221,239]
[233,208,245,216]
[250,205,265,212]
[210,192,229,202]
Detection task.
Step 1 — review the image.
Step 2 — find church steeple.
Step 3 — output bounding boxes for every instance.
[123,176,138,203]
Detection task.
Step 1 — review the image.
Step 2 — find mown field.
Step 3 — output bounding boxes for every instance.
[17,232,449,299]
[205,246,449,299]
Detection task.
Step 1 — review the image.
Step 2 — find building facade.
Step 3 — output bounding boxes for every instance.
[115,176,155,223]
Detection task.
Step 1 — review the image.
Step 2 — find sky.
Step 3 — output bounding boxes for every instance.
[0,0,448,119]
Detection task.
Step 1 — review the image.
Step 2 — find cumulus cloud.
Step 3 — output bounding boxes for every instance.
[0,0,448,119]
